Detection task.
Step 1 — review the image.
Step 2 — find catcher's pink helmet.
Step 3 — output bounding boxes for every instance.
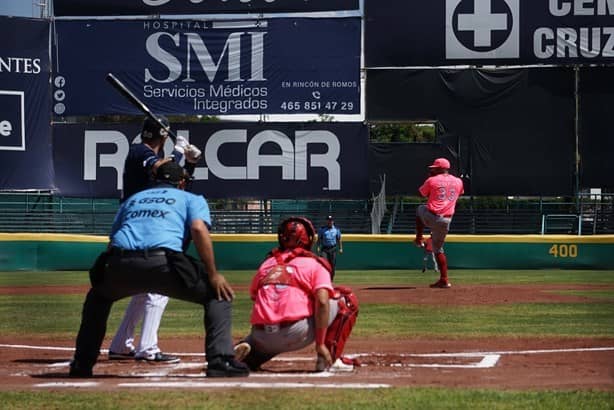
[277,216,316,250]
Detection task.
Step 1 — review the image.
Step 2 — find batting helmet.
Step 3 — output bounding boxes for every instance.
[277,216,316,250]
[142,115,170,140]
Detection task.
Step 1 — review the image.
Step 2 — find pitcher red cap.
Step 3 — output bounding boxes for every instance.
[428,158,450,169]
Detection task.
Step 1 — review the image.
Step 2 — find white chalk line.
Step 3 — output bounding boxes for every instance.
[3,343,614,389]
[4,344,613,357]
[4,343,614,371]
[118,381,390,389]
[36,382,99,388]
[35,381,390,389]
[405,354,501,369]
[350,346,614,358]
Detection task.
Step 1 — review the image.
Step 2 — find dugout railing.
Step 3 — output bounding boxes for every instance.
[0,193,611,235]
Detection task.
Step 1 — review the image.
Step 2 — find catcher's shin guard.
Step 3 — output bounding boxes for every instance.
[325,286,359,360]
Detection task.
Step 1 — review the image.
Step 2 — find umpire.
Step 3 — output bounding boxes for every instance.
[316,215,343,280]
[69,162,249,378]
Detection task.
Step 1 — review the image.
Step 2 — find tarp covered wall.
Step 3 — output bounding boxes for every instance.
[579,66,614,190]
[0,17,54,191]
[367,67,575,196]
[368,143,456,196]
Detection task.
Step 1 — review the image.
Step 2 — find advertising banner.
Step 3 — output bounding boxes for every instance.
[53,0,359,16]
[53,122,368,199]
[52,18,360,116]
[365,0,614,67]
[0,17,54,191]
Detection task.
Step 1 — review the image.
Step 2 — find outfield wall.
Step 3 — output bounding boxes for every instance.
[1,233,613,271]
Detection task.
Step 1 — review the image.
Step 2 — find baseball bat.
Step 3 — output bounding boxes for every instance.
[105,73,177,143]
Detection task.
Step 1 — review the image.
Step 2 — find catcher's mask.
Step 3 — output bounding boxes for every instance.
[277,216,316,251]
[142,115,170,140]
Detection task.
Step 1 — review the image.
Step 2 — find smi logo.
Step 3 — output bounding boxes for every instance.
[446,0,519,59]
[144,20,267,84]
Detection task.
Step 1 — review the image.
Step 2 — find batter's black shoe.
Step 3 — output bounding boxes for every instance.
[69,360,93,378]
[136,352,181,364]
[206,356,250,377]
[108,350,136,360]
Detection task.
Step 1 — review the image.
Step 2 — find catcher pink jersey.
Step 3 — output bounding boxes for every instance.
[249,252,334,325]
[419,173,464,217]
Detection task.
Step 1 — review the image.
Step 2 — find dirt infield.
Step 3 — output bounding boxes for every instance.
[1,283,613,391]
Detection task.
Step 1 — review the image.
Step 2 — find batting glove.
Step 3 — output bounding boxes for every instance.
[185,144,202,163]
[174,135,189,155]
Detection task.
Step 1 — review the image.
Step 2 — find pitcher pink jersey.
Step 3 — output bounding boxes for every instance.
[249,251,334,325]
[419,173,464,216]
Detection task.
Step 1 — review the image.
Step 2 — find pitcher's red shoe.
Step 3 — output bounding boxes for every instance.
[429,280,451,288]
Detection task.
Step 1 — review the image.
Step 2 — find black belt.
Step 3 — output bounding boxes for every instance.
[253,320,298,330]
[110,247,168,257]
[322,245,336,250]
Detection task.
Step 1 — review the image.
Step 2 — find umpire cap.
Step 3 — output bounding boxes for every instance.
[155,161,186,186]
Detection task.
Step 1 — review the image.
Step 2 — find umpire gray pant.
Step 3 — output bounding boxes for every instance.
[73,251,234,369]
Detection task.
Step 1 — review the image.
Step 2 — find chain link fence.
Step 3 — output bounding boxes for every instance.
[0,193,612,235]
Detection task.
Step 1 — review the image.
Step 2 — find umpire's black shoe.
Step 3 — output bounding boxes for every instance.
[206,356,250,377]
[68,360,93,378]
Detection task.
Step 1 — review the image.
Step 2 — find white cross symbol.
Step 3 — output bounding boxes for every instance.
[457,0,508,47]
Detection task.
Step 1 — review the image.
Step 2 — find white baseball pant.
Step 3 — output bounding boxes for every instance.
[109,292,169,358]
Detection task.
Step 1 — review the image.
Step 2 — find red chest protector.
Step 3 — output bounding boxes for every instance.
[257,247,332,291]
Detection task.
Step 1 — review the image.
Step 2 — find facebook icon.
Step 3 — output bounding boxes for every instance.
[445,0,519,60]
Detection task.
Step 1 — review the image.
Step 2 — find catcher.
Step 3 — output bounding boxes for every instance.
[233,216,359,372]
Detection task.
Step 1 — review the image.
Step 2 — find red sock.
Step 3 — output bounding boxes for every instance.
[415,216,424,240]
[435,253,448,282]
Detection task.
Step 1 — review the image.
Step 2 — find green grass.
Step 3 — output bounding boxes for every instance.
[0,270,612,338]
[0,269,612,408]
[3,269,613,288]
[361,302,614,337]
[329,269,614,286]
[0,389,612,410]
[0,270,89,286]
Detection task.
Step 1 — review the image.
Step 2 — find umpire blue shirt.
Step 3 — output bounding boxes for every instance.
[110,184,211,252]
[318,225,341,248]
